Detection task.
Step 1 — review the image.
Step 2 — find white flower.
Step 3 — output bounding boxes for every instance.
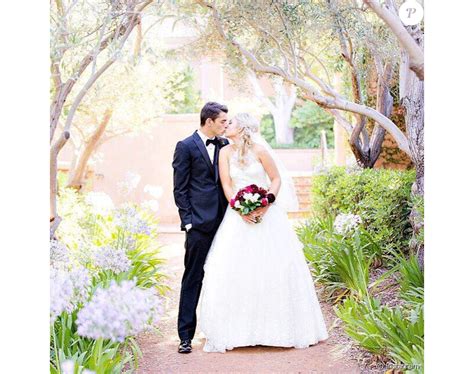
[76,279,163,342]
[144,184,163,199]
[141,199,159,212]
[113,206,151,235]
[234,200,241,208]
[251,193,260,202]
[60,359,95,374]
[117,172,141,196]
[85,192,114,215]
[50,239,70,269]
[69,266,92,306]
[93,246,131,274]
[50,266,92,324]
[60,360,75,374]
[50,268,74,324]
[334,213,362,235]
[243,192,253,201]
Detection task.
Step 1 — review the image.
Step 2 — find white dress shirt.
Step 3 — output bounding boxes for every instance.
[197,129,216,164]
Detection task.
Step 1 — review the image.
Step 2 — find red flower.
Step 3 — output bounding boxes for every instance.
[257,187,268,196]
[261,198,268,206]
[230,198,235,208]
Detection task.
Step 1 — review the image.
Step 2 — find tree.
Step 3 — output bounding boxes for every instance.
[363,0,424,266]
[325,0,396,167]
[248,72,297,144]
[64,54,171,190]
[192,0,411,164]
[363,0,424,80]
[50,0,158,237]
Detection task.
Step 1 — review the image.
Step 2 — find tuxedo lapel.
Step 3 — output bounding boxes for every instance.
[192,131,214,174]
[213,144,220,183]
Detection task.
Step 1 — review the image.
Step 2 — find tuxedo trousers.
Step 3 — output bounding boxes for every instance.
[177,226,218,341]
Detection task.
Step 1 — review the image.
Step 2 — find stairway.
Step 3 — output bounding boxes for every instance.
[287,174,313,220]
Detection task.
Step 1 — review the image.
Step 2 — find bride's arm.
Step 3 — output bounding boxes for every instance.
[251,145,281,220]
[257,145,281,197]
[218,147,234,203]
[219,147,256,224]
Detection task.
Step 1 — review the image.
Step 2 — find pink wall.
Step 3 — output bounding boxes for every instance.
[58,114,320,224]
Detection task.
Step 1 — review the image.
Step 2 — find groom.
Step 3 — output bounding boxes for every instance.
[172,102,229,353]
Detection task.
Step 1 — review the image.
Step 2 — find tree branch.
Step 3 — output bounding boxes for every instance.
[363,0,424,80]
[196,0,411,158]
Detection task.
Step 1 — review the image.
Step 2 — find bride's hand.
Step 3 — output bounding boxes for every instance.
[251,205,270,221]
[240,213,257,224]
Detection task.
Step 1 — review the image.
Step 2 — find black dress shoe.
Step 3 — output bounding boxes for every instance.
[178,339,192,353]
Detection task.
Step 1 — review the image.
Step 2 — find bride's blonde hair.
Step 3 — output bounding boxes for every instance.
[233,113,260,166]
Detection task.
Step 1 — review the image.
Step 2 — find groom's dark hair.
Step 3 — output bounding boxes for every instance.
[200,102,228,126]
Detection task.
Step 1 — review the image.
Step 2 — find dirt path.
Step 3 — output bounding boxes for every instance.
[137,231,361,373]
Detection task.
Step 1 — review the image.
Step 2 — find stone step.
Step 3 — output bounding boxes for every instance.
[292,178,313,188]
[287,210,311,220]
[296,192,312,203]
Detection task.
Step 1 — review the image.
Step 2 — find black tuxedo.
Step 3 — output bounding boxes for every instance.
[172,130,229,341]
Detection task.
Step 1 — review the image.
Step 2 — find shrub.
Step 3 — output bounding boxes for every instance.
[51,187,168,373]
[297,216,383,302]
[395,251,424,308]
[335,296,424,372]
[311,167,415,258]
[303,166,423,370]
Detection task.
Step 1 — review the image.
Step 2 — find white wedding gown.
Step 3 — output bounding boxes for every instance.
[199,149,329,353]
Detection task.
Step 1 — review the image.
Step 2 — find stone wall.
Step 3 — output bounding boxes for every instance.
[58,114,322,224]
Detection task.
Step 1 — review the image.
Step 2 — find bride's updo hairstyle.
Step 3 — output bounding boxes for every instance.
[233,112,259,166]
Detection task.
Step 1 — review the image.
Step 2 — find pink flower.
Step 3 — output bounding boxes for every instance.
[230,198,235,208]
[261,198,268,206]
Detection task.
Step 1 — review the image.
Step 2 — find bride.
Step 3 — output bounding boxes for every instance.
[199,112,329,353]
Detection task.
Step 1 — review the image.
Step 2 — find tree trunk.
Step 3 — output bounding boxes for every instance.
[67,108,113,190]
[49,2,150,238]
[50,131,70,237]
[348,61,394,168]
[248,73,296,145]
[274,114,294,144]
[368,61,394,167]
[400,26,424,270]
[320,130,328,168]
[272,82,296,144]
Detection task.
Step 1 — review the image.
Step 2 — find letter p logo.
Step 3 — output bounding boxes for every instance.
[399,0,424,26]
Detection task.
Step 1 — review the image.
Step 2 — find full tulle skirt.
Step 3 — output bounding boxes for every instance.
[199,204,329,353]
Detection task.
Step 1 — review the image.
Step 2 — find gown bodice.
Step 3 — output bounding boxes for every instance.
[228,148,270,193]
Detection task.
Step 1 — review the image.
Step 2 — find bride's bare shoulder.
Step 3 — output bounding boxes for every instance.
[253,143,270,158]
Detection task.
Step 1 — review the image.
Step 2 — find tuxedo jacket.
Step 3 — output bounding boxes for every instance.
[172,130,230,233]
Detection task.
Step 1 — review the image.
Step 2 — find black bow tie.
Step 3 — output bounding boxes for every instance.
[206,138,219,147]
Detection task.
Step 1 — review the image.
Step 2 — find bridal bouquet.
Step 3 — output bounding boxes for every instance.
[230,184,269,222]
